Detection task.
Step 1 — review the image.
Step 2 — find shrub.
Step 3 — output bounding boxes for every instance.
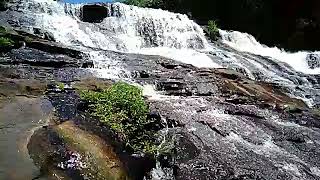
[57,82,65,91]
[0,37,14,48]
[81,82,158,154]
[208,20,219,40]
[123,0,151,7]
[122,0,165,8]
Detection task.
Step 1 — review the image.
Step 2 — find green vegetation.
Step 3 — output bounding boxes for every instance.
[81,82,158,155]
[0,26,16,50]
[121,0,166,8]
[124,0,152,7]
[0,37,14,48]
[208,20,219,40]
[57,82,65,91]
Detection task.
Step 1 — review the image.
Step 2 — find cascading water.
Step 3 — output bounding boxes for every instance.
[2,0,319,106]
[2,1,320,179]
[219,30,320,75]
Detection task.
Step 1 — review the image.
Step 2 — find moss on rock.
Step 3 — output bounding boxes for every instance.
[54,121,129,180]
[73,78,112,92]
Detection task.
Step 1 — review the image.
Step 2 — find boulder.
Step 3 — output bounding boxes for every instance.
[306,53,320,69]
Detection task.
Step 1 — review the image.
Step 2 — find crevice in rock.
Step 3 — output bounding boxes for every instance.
[198,121,228,137]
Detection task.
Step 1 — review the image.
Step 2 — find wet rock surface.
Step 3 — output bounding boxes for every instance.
[0,77,54,179]
[307,53,320,69]
[1,47,88,68]
[109,51,320,180]
[0,27,320,180]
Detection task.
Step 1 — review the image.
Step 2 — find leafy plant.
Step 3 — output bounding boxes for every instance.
[123,0,150,7]
[208,20,219,40]
[0,37,14,48]
[121,0,164,7]
[81,82,158,155]
[57,82,65,91]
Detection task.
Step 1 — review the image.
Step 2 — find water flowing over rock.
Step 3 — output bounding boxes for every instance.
[3,0,320,107]
[1,0,320,179]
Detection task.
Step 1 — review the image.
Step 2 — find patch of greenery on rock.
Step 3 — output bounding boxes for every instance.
[122,0,165,8]
[0,37,14,49]
[208,20,219,40]
[124,0,151,7]
[81,81,158,155]
[0,26,16,51]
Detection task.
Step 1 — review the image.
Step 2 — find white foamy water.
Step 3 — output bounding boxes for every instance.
[1,0,320,106]
[140,47,221,68]
[3,0,318,75]
[219,30,320,74]
[86,51,126,79]
[3,0,214,69]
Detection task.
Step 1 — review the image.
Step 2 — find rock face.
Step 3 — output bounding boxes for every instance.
[0,75,54,179]
[307,53,320,69]
[0,28,320,179]
[54,121,129,180]
[2,29,86,59]
[109,50,320,180]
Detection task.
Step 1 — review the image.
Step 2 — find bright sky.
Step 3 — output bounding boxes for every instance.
[63,0,115,4]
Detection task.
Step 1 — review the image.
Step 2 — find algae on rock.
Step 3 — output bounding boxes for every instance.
[54,121,129,180]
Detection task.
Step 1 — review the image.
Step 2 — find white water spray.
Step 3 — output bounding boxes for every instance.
[1,0,320,106]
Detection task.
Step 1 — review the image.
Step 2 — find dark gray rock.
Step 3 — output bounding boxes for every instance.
[1,26,320,180]
[102,50,320,180]
[307,53,320,69]
[1,48,88,68]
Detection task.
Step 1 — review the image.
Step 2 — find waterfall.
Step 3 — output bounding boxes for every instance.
[2,1,320,179]
[4,1,209,51]
[2,0,218,67]
[1,0,320,106]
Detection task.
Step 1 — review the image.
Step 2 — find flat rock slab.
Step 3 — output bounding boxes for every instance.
[0,97,53,179]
